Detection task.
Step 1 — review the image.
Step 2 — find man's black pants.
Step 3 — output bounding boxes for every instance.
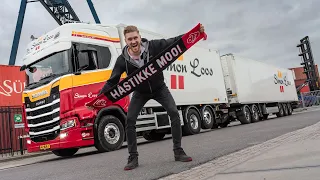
[125,85,182,156]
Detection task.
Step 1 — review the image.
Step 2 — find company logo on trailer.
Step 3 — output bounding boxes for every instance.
[171,75,184,90]
[274,71,292,92]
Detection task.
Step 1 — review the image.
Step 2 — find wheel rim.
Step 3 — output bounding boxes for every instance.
[203,109,212,125]
[190,114,199,130]
[253,106,259,120]
[104,123,120,145]
[244,108,250,121]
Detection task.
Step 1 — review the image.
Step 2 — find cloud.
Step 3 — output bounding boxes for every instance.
[0,0,319,69]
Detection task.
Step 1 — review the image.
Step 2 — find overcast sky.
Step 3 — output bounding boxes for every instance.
[1,0,319,69]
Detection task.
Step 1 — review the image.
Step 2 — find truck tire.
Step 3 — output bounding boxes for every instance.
[201,106,214,129]
[182,108,201,135]
[276,103,284,117]
[283,103,289,116]
[143,130,165,141]
[52,148,79,157]
[95,115,125,152]
[287,103,293,115]
[250,104,260,123]
[237,105,251,124]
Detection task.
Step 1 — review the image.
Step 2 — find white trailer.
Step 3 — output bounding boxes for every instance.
[220,53,299,125]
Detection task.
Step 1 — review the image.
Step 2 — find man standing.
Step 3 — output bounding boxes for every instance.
[100,24,205,170]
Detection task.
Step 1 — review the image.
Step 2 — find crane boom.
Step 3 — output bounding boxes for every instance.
[39,0,80,25]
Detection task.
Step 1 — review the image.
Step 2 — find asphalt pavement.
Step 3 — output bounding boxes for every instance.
[0,109,319,180]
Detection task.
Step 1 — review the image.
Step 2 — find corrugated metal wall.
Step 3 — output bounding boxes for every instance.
[0,106,28,156]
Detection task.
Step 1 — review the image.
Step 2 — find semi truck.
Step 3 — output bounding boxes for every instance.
[19,22,298,157]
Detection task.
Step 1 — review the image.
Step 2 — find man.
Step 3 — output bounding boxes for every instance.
[100,24,205,170]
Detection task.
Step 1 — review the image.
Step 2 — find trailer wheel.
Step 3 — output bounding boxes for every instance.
[52,148,79,157]
[237,105,251,124]
[287,103,293,115]
[182,108,201,135]
[250,104,260,123]
[283,103,289,116]
[276,103,284,117]
[95,115,125,152]
[201,106,214,129]
[143,130,166,141]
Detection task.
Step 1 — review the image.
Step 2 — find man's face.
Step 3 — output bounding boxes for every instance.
[125,31,141,54]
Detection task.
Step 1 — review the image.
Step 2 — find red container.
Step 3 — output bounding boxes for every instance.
[290,65,320,81]
[0,65,27,107]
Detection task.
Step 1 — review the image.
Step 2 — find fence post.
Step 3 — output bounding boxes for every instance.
[19,135,23,155]
[301,92,306,110]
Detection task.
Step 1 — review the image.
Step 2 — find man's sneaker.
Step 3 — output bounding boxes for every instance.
[124,155,139,171]
[174,148,192,162]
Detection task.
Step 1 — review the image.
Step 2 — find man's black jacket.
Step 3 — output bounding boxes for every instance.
[100,35,183,95]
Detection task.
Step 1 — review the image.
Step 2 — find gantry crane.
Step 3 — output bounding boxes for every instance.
[8,0,101,65]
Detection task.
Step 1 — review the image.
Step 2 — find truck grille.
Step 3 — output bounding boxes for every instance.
[24,86,60,142]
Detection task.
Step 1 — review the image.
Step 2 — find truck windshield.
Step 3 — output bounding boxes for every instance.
[25,50,71,87]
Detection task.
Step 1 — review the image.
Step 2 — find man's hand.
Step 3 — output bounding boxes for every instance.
[199,24,205,33]
[85,103,94,110]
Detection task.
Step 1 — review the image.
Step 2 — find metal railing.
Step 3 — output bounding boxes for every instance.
[300,90,320,108]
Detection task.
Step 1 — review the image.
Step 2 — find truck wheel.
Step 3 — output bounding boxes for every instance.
[95,115,125,152]
[201,106,214,129]
[52,148,79,157]
[143,131,165,141]
[237,105,251,124]
[182,108,201,135]
[250,104,260,123]
[276,103,284,117]
[287,103,293,115]
[283,103,289,116]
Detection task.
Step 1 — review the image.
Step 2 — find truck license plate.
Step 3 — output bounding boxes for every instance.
[40,144,50,150]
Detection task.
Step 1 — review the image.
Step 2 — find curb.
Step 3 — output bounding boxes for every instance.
[159,120,320,180]
[0,152,52,164]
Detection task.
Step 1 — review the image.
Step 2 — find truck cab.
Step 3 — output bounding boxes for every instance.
[20,23,130,156]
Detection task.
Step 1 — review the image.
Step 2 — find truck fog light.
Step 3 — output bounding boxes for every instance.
[60,133,67,139]
[27,140,31,144]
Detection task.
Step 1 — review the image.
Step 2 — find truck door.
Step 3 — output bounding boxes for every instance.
[71,42,116,109]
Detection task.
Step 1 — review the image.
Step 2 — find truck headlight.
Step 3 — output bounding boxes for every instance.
[61,119,76,130]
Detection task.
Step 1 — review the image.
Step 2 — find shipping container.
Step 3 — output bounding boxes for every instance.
[0,65,27,107]
[289,65,320,81]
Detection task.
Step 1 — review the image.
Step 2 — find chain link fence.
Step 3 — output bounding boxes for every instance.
[300,90,320,108]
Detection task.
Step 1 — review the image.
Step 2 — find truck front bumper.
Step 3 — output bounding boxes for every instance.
[26,127,94,153]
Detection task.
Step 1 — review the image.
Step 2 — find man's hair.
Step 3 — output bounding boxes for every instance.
[124,25,139,36]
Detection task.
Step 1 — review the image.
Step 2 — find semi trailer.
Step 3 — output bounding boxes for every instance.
[19,22,298,157]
